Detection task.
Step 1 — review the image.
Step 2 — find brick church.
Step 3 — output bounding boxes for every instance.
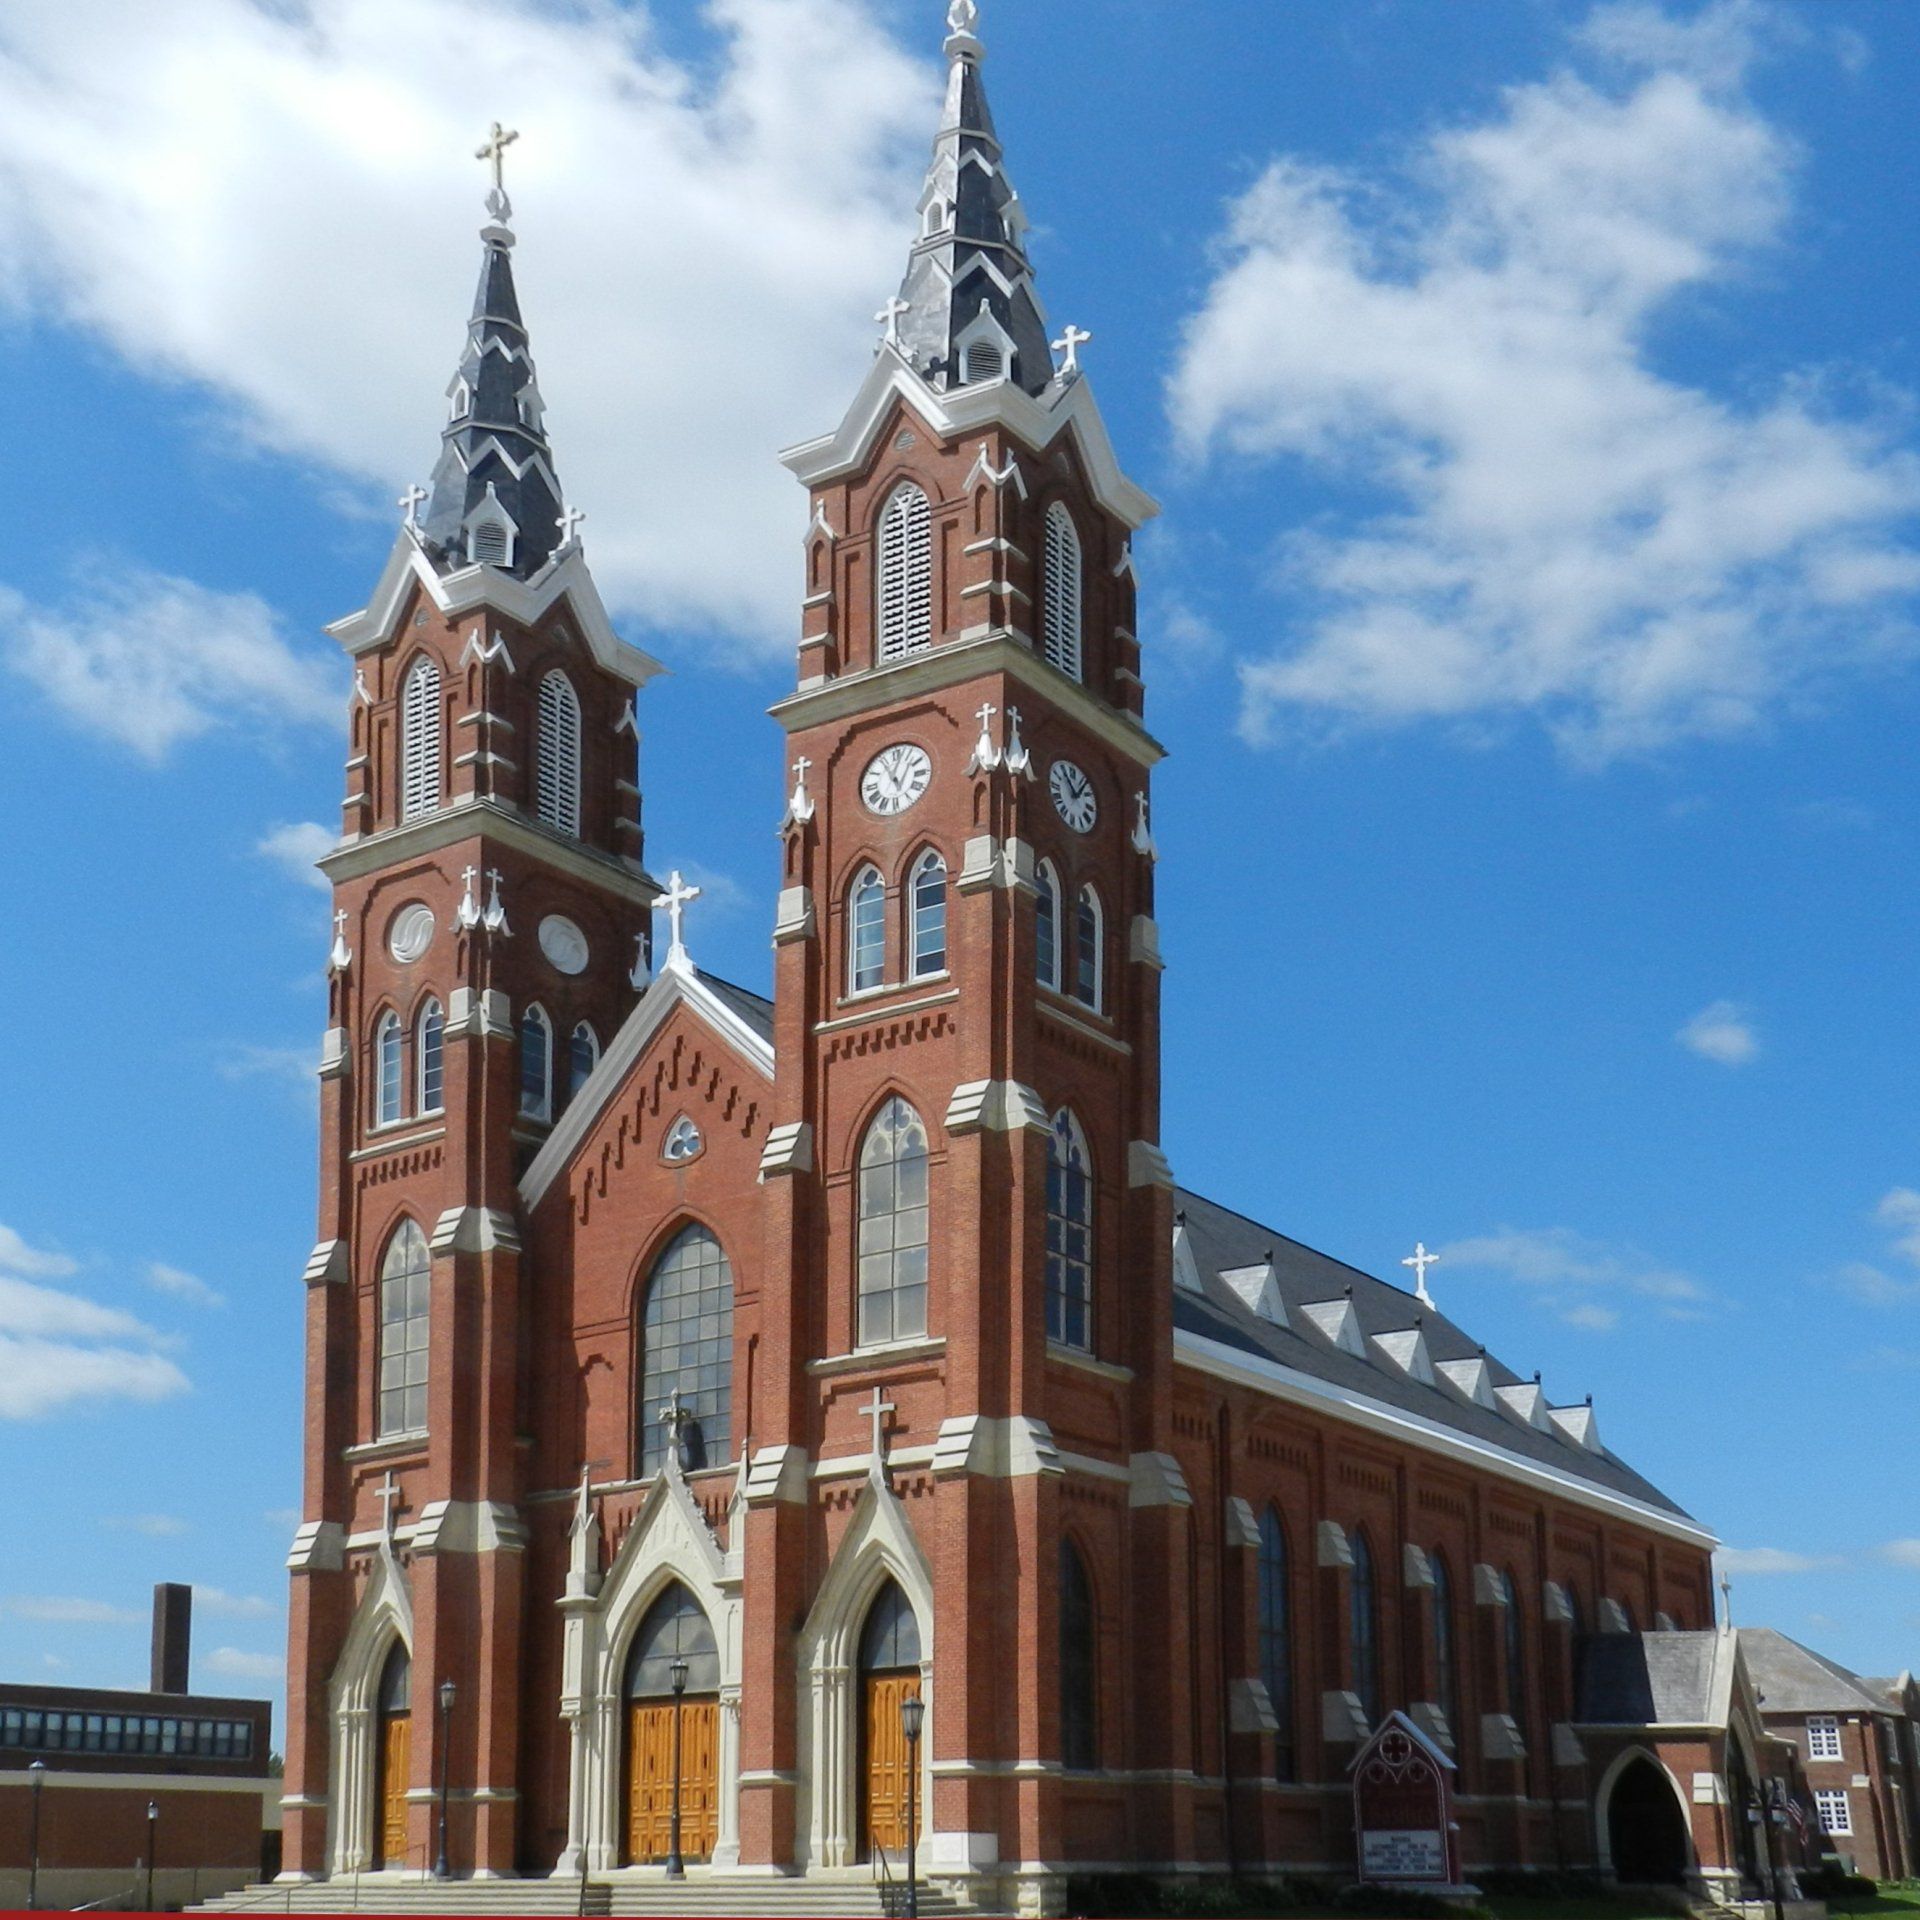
[274,6,1732,1912]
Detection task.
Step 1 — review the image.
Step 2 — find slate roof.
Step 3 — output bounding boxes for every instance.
[1740,1627,1887,1716]
[696,973,775,1046]
[1577,1630,1729,1727]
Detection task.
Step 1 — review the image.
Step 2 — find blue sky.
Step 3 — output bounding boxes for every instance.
[2,0,1918,1724]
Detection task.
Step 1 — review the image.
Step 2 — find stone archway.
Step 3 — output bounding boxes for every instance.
[323,1541,414,1878]
[1606,1755,1692,1885]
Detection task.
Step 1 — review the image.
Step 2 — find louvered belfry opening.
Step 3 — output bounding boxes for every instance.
[400,657,442,822]
[535,669,583,835]
[1042,501,1083,681]
[876,482,933,661]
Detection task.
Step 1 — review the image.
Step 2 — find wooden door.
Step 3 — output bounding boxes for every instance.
[864,1675,921,1858]
[377,1714,411,1869]
[626,1699,720,1865]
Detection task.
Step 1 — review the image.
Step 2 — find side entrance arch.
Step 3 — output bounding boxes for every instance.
[623,1583,721,1866]
[1605,1754,1693,1885]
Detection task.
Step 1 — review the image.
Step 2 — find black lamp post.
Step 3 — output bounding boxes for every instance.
[144,1800,158,1913]
[26,1760,45,1912]
[901,1690,925,1920]
[666,1656,690,1880]
[435,1679,456,1880]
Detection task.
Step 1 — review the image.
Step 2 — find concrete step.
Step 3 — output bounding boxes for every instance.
[190,1877,981,1918]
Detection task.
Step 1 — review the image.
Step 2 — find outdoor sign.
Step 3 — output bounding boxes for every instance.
[1351,1710,1462,1886]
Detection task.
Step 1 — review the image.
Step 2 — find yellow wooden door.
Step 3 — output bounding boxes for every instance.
[378,1714,411,1869]
[864,1675,921,1857]
[626,1700,720,1865]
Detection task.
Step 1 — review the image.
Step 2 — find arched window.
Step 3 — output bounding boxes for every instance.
[909,851,947,980]
[1035,861,1062,992]
[1041,503,1084,681]
[965,339,1004,385]
[860,1581,922,1676]
[625,1583,720,1699]
[415,1000,444,1116]
[1350,1529,1381,1730]
[849,866,887,994]
[1258,1508,1295,1781]
[638,1225,734,1476]
[1045,1111,1093,1351]
[519,1005,553,1122]
[857,1098,930,1347]
[1060,1539,1098,1770]
[876,482,933,662]
[1431,1550,1460,1745]
[1502,1569,1528,1738]
[1074,885,1104,1011]
[568,1022,599,1105]
[378,1219,430,1438]
[374,1011,404,1127]
[400,657,442,822]
[535,671,583,837]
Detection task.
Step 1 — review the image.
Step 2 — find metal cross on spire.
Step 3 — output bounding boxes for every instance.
[399,484,428,530]
[476,121,520,196]
[1053,325,1092,377]
[655,870,702,976]
[1402,1242,1440,1309]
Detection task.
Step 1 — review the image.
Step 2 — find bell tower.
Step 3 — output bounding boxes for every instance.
[281,139,665,1882]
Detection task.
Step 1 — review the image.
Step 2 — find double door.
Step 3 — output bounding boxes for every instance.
[626,1698,719,1865]
[863,1674,921,1858]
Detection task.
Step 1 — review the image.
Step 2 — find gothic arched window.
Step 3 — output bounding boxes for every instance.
[415,999,444,1117]
[860,1580,922,1676]
[378,1218,431,1438]
[857,1097,930,1347]
[1045,1111,1093,1351]
[876,482,933,662]
[535,670,583,837]
[1041,502,1084,682]
[374,1011,404,1128]
[849,866,887,994]
[1060,1539,1098,1770]
[519,1004,553,1122]
[1035,860,1062,992]
[1432,1550,1460,1746]
[400,656,442,823]
[638,1225,733,1476]
[1502,1569,1529,1740]
[568,1022,599,1106]
[909,851,947,980]
[1074,885,1104,1012]
[1350,1528,1381,1730]
[1259,1507,1295,1781]
[625,1583,721,1699]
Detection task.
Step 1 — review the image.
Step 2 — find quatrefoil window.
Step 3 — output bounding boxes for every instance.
[662,1115,703,1165]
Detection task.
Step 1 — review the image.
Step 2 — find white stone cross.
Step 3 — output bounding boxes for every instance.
[456,865,482,932]
[948,0,979,36]
[558,502,587,546]
[876,297,911,349]
[399,484,428,529]
[860,1386,897,1466]
[483,868,510,937]
[328,909,352,976]
[476,121,520,195]
[1402,1242,1440,1309]
[788,756,816,825]
[1053,325,1092,376]
[376,1471,404,1543]
[967,701,1001,775]
[655,870,702,975]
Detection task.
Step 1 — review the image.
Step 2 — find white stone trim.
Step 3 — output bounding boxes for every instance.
[759,1122,815,1177]
[1129,916,1164,971]
[303,1240,348,1288]
[324,1544,413,1876]
[1481,1712,1526,1761]
[449,987,514,1041]
[411,1500,529,1556]
[429,1208,521,1256]
[1475,1563,1509,1607]
[1317,1520,1354,1570]
[773,886,816,943]
[1129,1141,1174,1190]
[956,833,1036,894]
[1224,1497,1261,1549]
[1230,1679,1280,1734]
[932,1415,1064,1479]
[1322,1690,1368,1743]
[944,1079,1050,1135]
[1128,1452,1192,1509]
[1403,1543,1436,1591]
[319,1028,349,1079]
[288,1520,346,1573]
[744,1445,810,1506]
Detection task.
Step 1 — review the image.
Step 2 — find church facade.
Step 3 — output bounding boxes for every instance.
[277,10,1722,1912]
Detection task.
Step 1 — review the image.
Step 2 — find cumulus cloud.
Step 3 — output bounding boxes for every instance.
[1717,1546,1841,1575]
[1677,999,1760,1065]
[1168,3,1920,759]
[1879,1540,1920,1571]
[203,1647,285,1681]
[257,822,337,895]
[1441,1225,1713,1327]
[0,1224,78,1280]
[146,1262,224,1310]
[101,1514,190,1538]
[194,1587,279,1620]
[0,0,933,654]
[3,1596,143,1625]
[1833,1188,1920,1307]
[0,565,340,760]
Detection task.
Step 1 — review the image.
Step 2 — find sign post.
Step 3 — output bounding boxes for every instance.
[1351,1711,1466,1892]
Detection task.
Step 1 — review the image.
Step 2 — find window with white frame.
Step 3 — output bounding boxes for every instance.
[1045,1110,1093,1351]
[910,850,947,979]
[375,1011,404,1128]
[519,1005,553,1122]
[1808,1716,1844,1762]
[400,657,443,822]
[535,670,583,837]
[876,482,933,661]
[1041,502,1084,682]
[415,1000,444,1116]
[1074,884,1104,1011]
[1035,860,1062,991]
[856,1097,930,1347]
[849,866,887,994]
[662,1115,703,1164]
[1814,1789,1852,1836]
[378,1218,431,1438]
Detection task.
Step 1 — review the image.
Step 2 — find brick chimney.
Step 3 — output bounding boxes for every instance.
[151,1582,191,1695]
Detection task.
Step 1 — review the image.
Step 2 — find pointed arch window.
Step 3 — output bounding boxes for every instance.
[568,1022,599,1106]
[1041,502,1084,682]
[1035,860,1062,992]
[519,1005,553,1122]
[535,671,583,837]
[1060,1539,1098,1771]
[626,1583,720,1700]
[1258,1508,1295,1781]
[857,1097,930,1347]
[374,1011,404,1128]
[849,866,887,994]
[1350,1529,1381,1731]
[638,1225,733,1476]
[876,482,933,662]
[378,1219,431,1438]
[909,851,948,980]
[1074,885,1104,1011]
[400,657,442,823]
[1502,1569,1529,1742]
[415,1000,445,1117]
[1045,1111,1093,1352]
[1432,1550,1460,1747]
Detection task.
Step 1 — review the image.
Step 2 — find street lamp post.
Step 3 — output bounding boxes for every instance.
[435,1679,457,1880]
[901,1690,925,1920]
[26,1760,45,1912]
[144,1800,158,1913]
[666,1657,689,1880]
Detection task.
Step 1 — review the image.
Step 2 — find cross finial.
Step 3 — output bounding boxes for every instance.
[376,1471,405,1545]
[658,1386,692,1472]
[327,909,353,977]
[860,1385,897,1473]
[1402,1242,1440,1309]
[877,296,912,350]
[787,756,816,827]
[477,121,520,197]
[483,868,510,937]
[947,0,980,43]
[1053,325,1092,377]
[654,871,703,976]
[558,502,587,548]
[399,484,428,530]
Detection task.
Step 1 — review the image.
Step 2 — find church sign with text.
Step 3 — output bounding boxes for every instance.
[1351,1712,1461,1887]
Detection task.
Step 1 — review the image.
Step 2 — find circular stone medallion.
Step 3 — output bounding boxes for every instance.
[388,903,436,964]
[539,915,590,976]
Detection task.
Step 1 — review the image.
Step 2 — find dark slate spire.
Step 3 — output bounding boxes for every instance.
[419,155,567,581]
[885,0,1056,398]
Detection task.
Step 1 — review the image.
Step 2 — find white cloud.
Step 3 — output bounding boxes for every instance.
[257,822,337,895]
[0,1272,190,1419]
[1561,1302,1621,1333]
[1878,1540,1920,1571]
[194,1586,279,1620]
[0,564,340,761]
[1832,1189,1920,1306]
[0,1223,78,1280]
[216,1042,319,1091]
[101,1513,189,1538]
[1441,1224,1713,1324]
[3,1595,142,1625]
[146,1262,224,1310]
[1677,999,1760,1066]
[0,0,933,655]
[1717,1545,1841,1575]
[1168,6,1920,759]
[203,1647,285,1681]
[263,1507,301,1531]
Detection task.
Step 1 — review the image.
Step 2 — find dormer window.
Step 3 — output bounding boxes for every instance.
[966,340,1004,385]
[471,522,510,566]
[464,483,519,569]
[449,381,471,422]
[923,200,947,237]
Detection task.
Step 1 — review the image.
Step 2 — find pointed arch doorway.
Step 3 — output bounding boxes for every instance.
[859,1580,923,1861]
[1607,1755,1691,1885]
[624,1584,721,1866]
[373,1644,411,1871]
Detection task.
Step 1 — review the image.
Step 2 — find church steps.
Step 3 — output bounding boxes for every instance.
[189,1877,980,1917]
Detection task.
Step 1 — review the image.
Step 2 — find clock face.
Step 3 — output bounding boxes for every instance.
[1050,759,1098,834]
[861,743,933,818]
